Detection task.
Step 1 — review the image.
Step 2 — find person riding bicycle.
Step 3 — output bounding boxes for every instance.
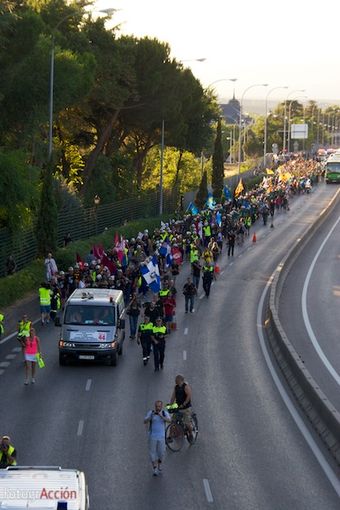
[169,375,193,439]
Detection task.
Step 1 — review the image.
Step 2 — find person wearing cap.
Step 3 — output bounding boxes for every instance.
[137,315,153,365]
[151,318,167,371]
[0,436,17,468]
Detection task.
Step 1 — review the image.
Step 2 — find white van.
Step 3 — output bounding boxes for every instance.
[56,289,126,366]
[0,466,89,509]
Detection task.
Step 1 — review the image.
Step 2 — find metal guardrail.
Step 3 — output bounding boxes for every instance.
[0,190,177,277]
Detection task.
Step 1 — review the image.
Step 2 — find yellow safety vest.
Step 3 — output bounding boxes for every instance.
[39,287,51,306]
[152,326,167,335]
[18,320,31,337]
[159,289,170,298]
[139,323,153,332]
[203,225,211,237]
[0,313,4,335]
[0,445,17,466]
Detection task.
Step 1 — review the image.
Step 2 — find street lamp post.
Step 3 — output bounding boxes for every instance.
[283,89,305,154]
[238,83,268,175]
[94,195,101,235]
[263,86,288,167]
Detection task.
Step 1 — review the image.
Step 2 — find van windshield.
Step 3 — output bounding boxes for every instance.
[65,305,115,326]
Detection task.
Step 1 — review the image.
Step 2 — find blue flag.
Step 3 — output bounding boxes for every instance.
[206,192,216,210]
[216,211,222,226]
[186,202,199,215]
[223,185,231,200]
[140,256,161,293]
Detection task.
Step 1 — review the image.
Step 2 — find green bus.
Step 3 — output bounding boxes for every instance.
[325,154,340,183]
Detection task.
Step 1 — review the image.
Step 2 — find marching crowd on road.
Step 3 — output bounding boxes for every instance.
[0,157,323,474]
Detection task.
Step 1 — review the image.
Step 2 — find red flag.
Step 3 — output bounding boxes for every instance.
[76,253,84,269]
[171,246,183,265]
[101,254,116,274]
[114,232,120,247]
[92,244,104,260]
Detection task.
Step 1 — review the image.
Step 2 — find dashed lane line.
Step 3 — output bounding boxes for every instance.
[0,362,10,368]
[12,347,22,353]
[77,420,84,436]
[5,354,16,360]
[0,369,4,376]
[183,350,187,361]
[199,294,205,300]
[203,479,214,503]
[184,328,188,335]
[85,379,92,392]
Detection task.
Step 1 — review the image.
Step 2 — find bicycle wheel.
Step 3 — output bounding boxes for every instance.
[166,422,185,452]
[188,414,199,445]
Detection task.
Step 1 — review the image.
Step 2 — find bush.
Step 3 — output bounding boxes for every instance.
[0,215,171,309]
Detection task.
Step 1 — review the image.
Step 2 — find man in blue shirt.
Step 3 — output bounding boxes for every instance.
[144,400,171,476]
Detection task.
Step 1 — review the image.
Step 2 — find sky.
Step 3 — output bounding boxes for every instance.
[92,0,340,107]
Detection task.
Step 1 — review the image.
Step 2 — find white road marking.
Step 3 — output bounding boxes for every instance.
[238,254,242,258]
[220,270,225,275]
[0,362,10,368]
[302,215,340,386]
[0,318,40,345]
[203,479,214,503]
[85,379,92,391]
[211,281,215,286]
[77,420,84,436]
[0,369,4,376]
[257,270,340,497]
[229,262,234,266]
[183,350,187,361]
[12,347,22,353]
[5,354,16,360]
[184,328,188,335]
[199,294,205,300]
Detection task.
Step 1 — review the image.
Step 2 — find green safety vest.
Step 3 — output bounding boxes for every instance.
[0,445,17,466]
[18,320,31,337]
[39,287,51,306]
[203,225,211,237]
[159,289,170,298]
[190,249,199,263]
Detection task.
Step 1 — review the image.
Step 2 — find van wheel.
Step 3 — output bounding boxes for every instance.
[118,344,123,356]
[110,352,118,366]
[59,354,67,366]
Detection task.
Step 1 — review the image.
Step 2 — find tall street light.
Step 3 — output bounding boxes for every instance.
[238,83,268,175]
[48,8,115,160]
[181,58,207,63]
[282,89,305,154]
[206,78,238,90]
[263,86,288,167]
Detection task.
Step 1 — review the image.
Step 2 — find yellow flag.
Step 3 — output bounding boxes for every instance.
[266,168,274,175]
[234,179,244,197]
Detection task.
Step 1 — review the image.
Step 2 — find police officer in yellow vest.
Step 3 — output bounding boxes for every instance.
[39,283,52,325]
[203,222,212,247]
[0,313,4,338]
[0,436,17,468]
[151,318,167,372]
[137,316,154,365]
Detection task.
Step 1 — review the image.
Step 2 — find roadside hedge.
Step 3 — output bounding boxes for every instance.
[0,215,171,309]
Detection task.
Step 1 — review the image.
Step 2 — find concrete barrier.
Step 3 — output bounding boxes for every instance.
[266,187,340,465]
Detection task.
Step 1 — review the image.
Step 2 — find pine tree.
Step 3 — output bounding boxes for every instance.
[36,164,58,256]
[211,117,224,201]
[195,170,208,209]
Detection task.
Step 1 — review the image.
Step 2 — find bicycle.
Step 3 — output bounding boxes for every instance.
[165,404,198,452]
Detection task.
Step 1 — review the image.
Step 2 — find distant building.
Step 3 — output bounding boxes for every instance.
[220,93,240,124]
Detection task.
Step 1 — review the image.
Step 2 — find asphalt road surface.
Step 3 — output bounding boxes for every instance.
[0,184,339,510]
[279,189,340,412]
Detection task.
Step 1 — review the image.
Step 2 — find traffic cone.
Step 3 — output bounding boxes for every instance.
[252,232,257,243]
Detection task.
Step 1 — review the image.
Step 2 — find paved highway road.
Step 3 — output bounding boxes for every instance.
[0,184,339,509]
[279,188,340,411]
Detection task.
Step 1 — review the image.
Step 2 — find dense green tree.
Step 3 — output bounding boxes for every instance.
[211,118,224,200]
[195,170,208,209]
[36,164,58,255]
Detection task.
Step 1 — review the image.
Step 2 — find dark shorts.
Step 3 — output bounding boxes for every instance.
[40,305,51,313]
[164,315,173,323]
